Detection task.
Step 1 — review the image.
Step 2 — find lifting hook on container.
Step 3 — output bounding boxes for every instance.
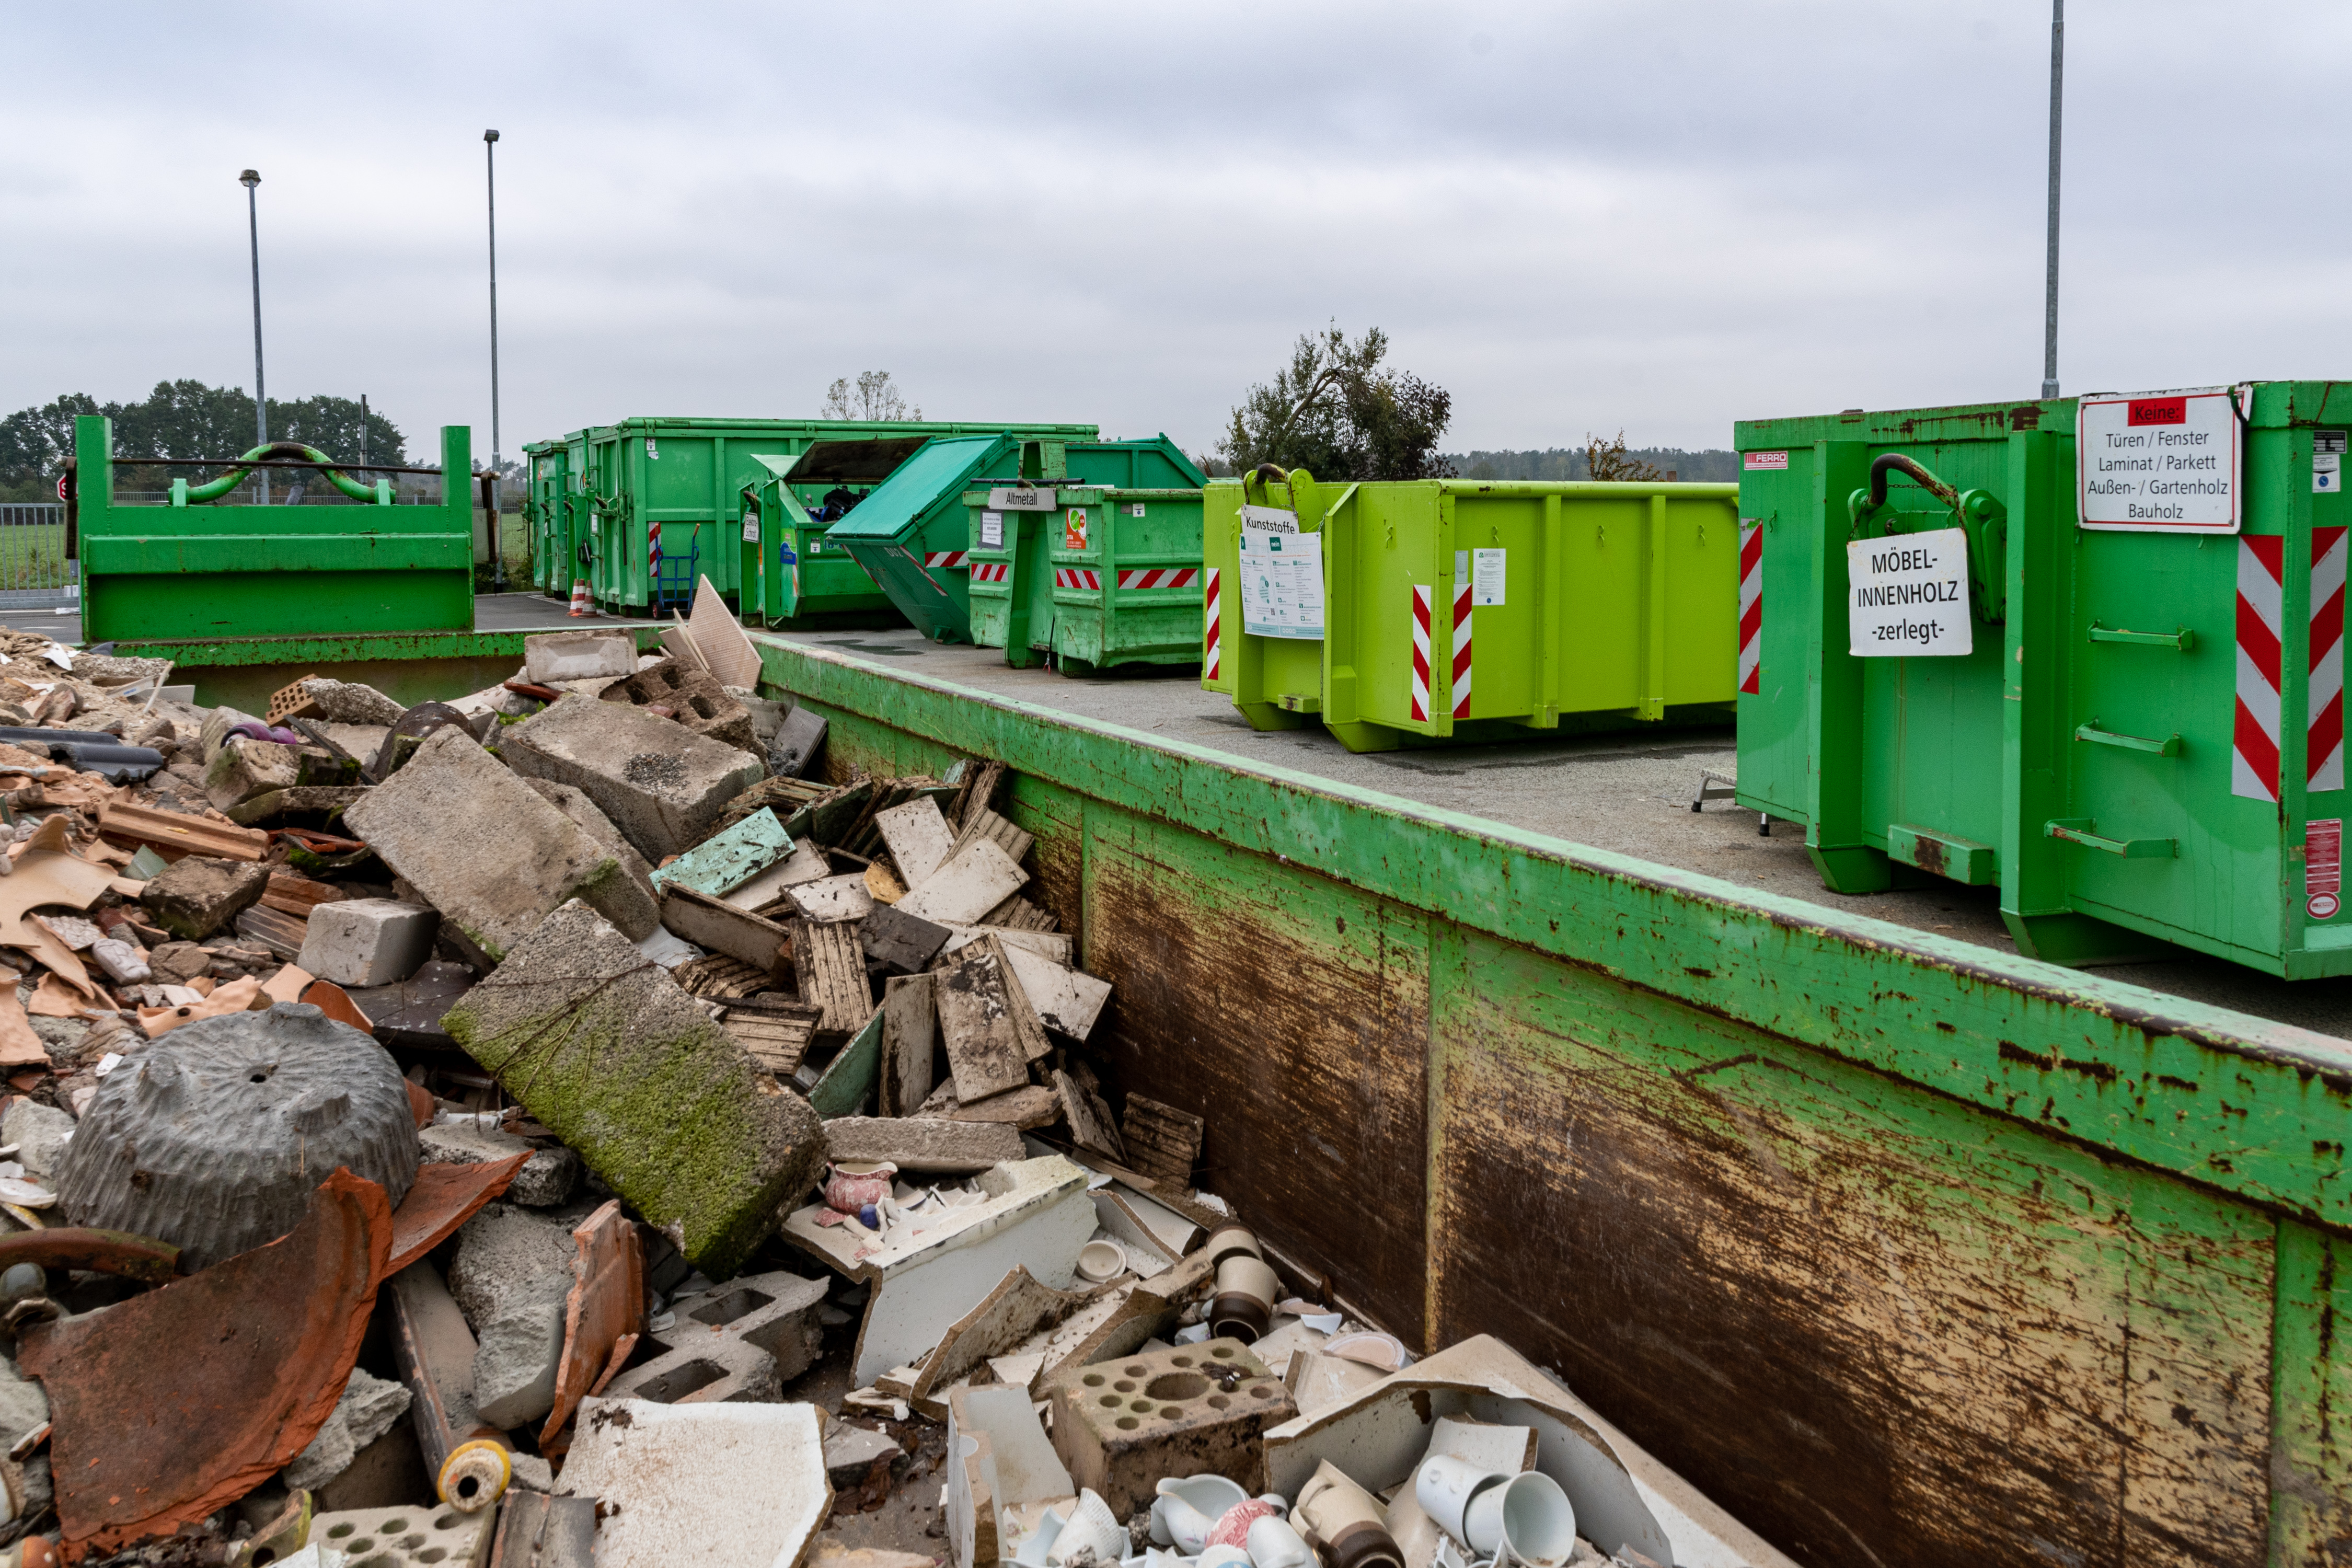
[1846,453,2009,624]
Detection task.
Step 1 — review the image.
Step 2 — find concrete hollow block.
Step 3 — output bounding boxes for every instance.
[502,695,765,864]
[603,1269,829,1406]
[1043,1338,1296,1519]
[298,898,439,988]
[525,630,639,684]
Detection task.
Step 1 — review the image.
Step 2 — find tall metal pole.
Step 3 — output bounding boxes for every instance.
[485,129,505,590]
[2041,0,2064,400]
[240,168,269,503]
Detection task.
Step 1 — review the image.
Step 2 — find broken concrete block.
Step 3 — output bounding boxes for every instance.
[310,1502,497,1568]
[300,678,407,727]
[448,1202,579,1332]
[140,856,272,941]
[556,1398,830,1568]
[342,727,656,958]
[297,898,437,988]
[896,839,1028,926]
[203,736,301,811]
[521,777,660,912]
[503,694,765,863]
[936,934,1052,1103]
[474,1273,572,1430]
[599,659,757,752]
[823,1116,1022,1175]
[445,900,827,1278]
[525,629,638,684]
[821,1422,904,1496]
[768,705,827,778]
[147,941,213,984]
[602,1269,828,1404]
[658,885,789,976]
[283,1367,414,1492]
[783,1155,1096,1387]
[56,1002,420,1269]
[1045,1338,1295,1517]
[419,1123,579,1209]
[3,1099,77,1185]
[875,798,956,889]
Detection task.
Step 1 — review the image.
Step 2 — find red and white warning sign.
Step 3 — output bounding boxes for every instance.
[2308,818,2342,920]
[2078,386,2243,533]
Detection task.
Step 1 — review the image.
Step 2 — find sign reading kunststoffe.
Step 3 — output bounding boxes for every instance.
[1238,505,1324,639]
[2078,386,2242,533]
[1848,527,1973,656]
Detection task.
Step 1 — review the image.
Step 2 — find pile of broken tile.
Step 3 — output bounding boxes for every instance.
[0,612,1721,1568]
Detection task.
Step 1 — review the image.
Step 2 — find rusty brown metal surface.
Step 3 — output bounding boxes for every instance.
[538,1200,644,1446]
[0,1227,179,1286]
[386,1152,528,1275]
[20,1168,390,1560]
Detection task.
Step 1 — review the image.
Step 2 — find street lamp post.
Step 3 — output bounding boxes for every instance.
[2041,1,2063,400]
[484,129,504,591]
[240,168,268,503]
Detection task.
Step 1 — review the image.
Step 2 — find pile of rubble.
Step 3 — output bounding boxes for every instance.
[0,610,1714,1568]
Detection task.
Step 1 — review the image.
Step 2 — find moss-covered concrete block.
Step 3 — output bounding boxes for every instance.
[443,900,825,1278]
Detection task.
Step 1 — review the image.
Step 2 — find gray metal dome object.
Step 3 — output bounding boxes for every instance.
[57,1002,419,1270]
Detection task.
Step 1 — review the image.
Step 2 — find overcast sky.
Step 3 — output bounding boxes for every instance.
[6,2,2348,461]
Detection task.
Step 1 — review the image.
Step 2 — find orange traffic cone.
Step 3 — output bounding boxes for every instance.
[568,580,591,617]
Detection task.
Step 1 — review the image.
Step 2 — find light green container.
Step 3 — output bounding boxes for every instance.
[1202,468,1742,752]
[831,434,1204,644]
[964,486,1204,672]
[1737,383,2352,979]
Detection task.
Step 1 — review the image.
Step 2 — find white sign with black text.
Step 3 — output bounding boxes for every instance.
[1238,505,1324,639]
[979,512,1004,549]
[2077,386,2242,532]
[1848,527,1973,657]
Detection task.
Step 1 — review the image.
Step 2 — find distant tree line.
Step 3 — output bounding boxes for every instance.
[0,381,407,501]
[1440,444,1738,482]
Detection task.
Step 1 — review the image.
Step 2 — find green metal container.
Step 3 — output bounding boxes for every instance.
[740,437,926,627]
[1737,383,2352,979]
[1202,468,1742,752]
[831,434,1203,644]
[964,485,1205,672]
[74,414,474,643]
[567,418,1097,615]
[524,434,589,593]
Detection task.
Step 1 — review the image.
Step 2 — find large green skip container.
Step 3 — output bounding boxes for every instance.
[1203,468,1742,752]
[1737,383,2352,979]
[74,415,475,643]
[831,433,1202,643]
[568,417,1098,613]
[964,482,1205,672]
[740,437,926,627]
[524,432,590,594]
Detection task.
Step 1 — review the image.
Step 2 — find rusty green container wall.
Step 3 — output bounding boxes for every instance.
[1735,385,2352,979]
[756,629,2352,1568]
[743,455,901,626]
[964,487,1204,672]
[567,418,1099,614]
[831,434,1204,645]
[1202,470,1743,752]
[75,414,475,643]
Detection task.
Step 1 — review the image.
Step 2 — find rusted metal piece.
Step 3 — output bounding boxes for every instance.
[0,1227,180,1286]
[537,1200,644,1446]
[502,679,562,702]
[19,1168,390,1561]
[385,1151,528,1275]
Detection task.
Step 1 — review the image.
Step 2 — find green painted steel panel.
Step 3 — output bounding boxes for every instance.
[742,453,902,626]
[965,487,1205,672]
[1201,470,1742,752]
[75,416,475,643]
[1734,384,2352,979]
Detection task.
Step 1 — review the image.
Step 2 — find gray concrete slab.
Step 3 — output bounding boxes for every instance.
[763,624,2352,1039]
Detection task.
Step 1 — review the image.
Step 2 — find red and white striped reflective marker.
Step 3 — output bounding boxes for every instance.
[2235,535,2286,801]
[2312,525,2347,792]
[1054,568,1101,590]
[923,550,969,569]
[1738,520,1763,696]
[1203,568,1222,680]
[1451,582,1473,719]
[1115,567,1198,590]
[970,563,1009,584]
[648,517,662,573]
[1410,585,1434,722]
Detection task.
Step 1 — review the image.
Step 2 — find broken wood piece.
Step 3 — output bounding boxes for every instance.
[658,885,790,977]
[947,759,1004,835]
[1120,1095,1205,1185]
[233,903,308,961]
[722,1001,822,1077]
[947,1084,1060,1131]
[672,953,772,1001]
[953,806,1034,868]
[935,934,1050,1102]
[877,973,935,1117]
[1053,1069,1125,1163]
[895,838,1027,926]
[787,873,875,924]
[791,918,873,1036]
[260,872,347,917]
[977,893,1057,933]
[874,797,956,889]
[999,943,1109,1042]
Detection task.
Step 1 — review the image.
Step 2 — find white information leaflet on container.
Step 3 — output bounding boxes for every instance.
[1238,505,1324,639]
[1848,527,1971,656]
[979,512,1005,549]
[2077,385,2242,533]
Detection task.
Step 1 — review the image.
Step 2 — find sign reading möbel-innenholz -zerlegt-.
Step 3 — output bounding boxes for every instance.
[2077,385,2243,533]
[1848,528,1971,657]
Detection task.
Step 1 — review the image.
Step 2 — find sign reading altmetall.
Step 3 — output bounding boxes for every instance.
[988,487,1056,511]
[1848,527,1971,656]
[2077,385,2242,533]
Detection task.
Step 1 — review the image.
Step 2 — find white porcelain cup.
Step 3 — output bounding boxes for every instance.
[1490,1473,1577,1568]
[1052,1489,1128,1566]
[1151,1475,1250,1552]
[1246,1516,1316,1568]
[1412,1455,1507,1549]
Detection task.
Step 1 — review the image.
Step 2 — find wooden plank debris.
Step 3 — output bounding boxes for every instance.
[948,759,1004,834]
[954,806,1034,868]
[791,918,873,1036]
[672,953,771,1001]
[934,933,1050,1102]
[260,873,346,917]
[233,904,308,961]
[875,798,957,889]
[897,839,1027,926]
[1054,1068,1125,1162]
[657,886,789,976]
[878,973,936,1117]
[1120,1096,1205,1185]
[721,1001,822,1077]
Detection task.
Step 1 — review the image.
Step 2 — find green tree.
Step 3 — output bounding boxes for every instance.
[1216,324,1455,481]
[1583,430,1665,482]
[0,382,406,496]
[822,371,922,421]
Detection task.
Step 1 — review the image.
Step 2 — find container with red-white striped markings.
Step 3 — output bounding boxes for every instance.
[1735,387,2352,980]
[962,485,1206,673]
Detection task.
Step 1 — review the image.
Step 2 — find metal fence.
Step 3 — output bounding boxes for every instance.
[0,504,74,597]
